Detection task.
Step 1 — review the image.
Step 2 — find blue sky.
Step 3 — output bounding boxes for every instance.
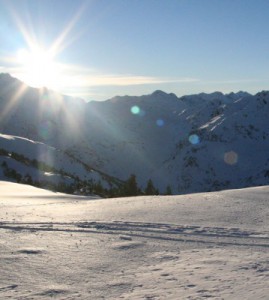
[0,0,269,101]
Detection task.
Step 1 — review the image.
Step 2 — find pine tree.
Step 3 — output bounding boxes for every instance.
[24,174,33,185]
[165,185,172,195]
[145,179,157,195]
[123,174,139,196]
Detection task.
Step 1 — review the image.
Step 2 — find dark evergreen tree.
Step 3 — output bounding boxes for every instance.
[165,185,172,195]
[123,174,140,196]
[24,174,33,185]
[93,181,104,196]
[145,179,158,195]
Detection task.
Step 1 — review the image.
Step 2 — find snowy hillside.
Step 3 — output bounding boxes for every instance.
[0,133,122,194]
[1,73,269,194]
[0,181,268,299]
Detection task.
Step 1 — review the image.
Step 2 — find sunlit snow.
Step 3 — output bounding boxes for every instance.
[1,181,268,299]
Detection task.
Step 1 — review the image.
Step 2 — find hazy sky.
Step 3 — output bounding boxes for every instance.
[0,0,269,101]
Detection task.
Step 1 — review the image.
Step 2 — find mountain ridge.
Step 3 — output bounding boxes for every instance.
[0,73,269,195]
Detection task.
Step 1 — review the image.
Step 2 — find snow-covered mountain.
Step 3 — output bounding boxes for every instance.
[0,133,122,194]
[1,73,269,194]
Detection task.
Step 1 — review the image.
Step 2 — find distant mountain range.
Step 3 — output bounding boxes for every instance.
[1,73,269,195]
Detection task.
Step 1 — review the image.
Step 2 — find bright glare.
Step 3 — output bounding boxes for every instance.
[131,105,140,115]
[16,46,61,89]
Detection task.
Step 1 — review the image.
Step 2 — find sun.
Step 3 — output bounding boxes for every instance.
[16,46,61,89]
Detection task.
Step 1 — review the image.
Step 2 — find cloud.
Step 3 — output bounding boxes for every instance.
[1,62,198,88]
[70,74,199,87]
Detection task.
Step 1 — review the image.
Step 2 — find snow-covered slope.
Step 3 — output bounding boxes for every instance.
[0,181,268,299]
[1,73,269,194]
[0,133,122,193]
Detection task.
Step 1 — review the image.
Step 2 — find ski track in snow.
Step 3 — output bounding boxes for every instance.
[0,220,269,248]
[0,182,269,299]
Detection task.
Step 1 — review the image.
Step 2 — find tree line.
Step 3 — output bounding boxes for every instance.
[0,148,172,197]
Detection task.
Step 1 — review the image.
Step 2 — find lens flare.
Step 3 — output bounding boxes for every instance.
[188,134,200,145]
[39,120,53,141]
[156,119,164,127]
[131,105,140,115]
[224,151,238,165]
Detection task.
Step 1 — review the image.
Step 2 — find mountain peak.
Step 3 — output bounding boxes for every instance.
[151,90,167,96]
[0,73,12,79]
[0,73,17,83]
[151,90,177,99]
[228,91,252,100]
[0,73,28,89]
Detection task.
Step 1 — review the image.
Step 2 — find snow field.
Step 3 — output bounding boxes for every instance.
[0,181,268,299]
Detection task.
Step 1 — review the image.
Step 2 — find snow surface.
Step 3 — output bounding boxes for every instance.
[1,181,268,299]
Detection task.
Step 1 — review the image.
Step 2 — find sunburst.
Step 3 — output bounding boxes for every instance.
[16,46,61,89]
